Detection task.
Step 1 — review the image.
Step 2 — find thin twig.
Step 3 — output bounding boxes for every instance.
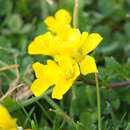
[8,55,20,89]
[0,64,19,71]
[0,46,9,51]
[0,46,14,53]
[14,55,20,80]
[49,108,75,125]
[79,77,130,88]
[73,0,78,28]
[108,81,130,88]
[0,83,24,102]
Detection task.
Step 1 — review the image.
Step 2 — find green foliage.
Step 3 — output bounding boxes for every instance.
[0,0,130,129]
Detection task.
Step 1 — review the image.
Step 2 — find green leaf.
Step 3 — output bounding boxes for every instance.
[124,22,130,40]
[70,86,88,116]
[0,0,12,15]
[3,96,16,107]
[0,36,11,48]
[126,122,130,130]
[7,14,23,33]
[112,5,126,21]
[98,0,116,15]
[105,57,129,80]
[84,0,93,5]
[31,120,37,130]
[86,86,96,107]
[35,22,48,35]
[102,88,120,110]
[79,112,97,130]
[21,24,34,34]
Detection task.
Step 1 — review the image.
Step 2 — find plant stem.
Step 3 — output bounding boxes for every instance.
[73,0,78,28]
[79,76,130,88]
[95,73,101,130]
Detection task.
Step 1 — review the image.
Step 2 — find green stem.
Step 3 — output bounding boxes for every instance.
[73,0,78,28]
[95,73,101,130]
[44,95,62,112]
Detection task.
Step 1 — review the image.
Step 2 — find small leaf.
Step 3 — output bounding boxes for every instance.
[126,122,130,130]
[98,0,116,15]
[7,14,23,32]
[21,24,34,34]
[0,0,12,15]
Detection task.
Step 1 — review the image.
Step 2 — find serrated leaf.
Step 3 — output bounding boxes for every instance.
[79,112,96,130]
[105,57,129,80]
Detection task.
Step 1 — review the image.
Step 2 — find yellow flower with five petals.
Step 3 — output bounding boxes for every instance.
[59,31,103,75]
[31,56,80,99]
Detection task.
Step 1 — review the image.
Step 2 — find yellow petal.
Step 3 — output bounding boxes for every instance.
[52,80,73,100]
[44,9,71,33]
[51,57,80,100]
[80,32,88,46]
[59,28,81,45]
[31,79,51,96]
[81,33,103,54]
[66,28,81,42]
[55,9,71,24]
[46,60,62,82]
[54,55,80,79]
[44,16,55,26]
[31,60,62,96]
[9,128,17,130]
[28,32,51,55]
[44,16,59,33]
[32,62,45,79]
[79,56,98,75]
[33,61,60,81]
[54,55,74,73]
[72,63,80,80]
[28,32,60,56]
[0,104,17,129]
[59,31,88,57]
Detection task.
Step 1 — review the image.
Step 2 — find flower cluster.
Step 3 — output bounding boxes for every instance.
[28,9,103,99]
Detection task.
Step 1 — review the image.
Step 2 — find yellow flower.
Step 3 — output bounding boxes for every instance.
[28,9,103,99]
[59,32,103,75]
[0,104,17,130]
[31,56,80,99]
[28,28,81,57]
[28,30,102,76]
[52,55,80,99]
[44,9,71,35]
